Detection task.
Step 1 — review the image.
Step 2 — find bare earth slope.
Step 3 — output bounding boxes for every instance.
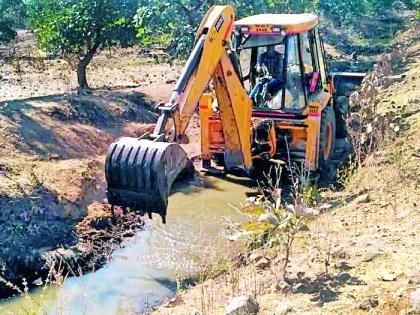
[0,35,183,295]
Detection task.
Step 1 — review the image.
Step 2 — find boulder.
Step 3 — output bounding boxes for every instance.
[352,194,370,205]
[225,295,259,315]
[255,257,270,270]
[363,251,382,262]
[249,253,263,263]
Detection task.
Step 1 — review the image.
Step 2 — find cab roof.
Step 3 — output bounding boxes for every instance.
[234,13,319,34]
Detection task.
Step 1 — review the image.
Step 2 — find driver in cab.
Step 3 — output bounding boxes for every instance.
[250,45,283,106]
[256,45,283,96]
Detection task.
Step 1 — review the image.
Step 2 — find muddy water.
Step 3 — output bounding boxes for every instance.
[0,175,255,314]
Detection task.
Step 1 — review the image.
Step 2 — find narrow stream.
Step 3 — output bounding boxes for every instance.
[0,175,255,314]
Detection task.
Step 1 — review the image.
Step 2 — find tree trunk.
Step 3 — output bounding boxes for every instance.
[76,40,100,94]
[77,59,89,93]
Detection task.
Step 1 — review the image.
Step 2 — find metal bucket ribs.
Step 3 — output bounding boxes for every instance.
[105,137,188,223]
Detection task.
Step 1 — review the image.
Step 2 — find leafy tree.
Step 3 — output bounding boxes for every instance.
[135,0,211,56]
[27,0,138,93]
[135,0,416,56]
[0,0,26,43]
[134,0,308,57]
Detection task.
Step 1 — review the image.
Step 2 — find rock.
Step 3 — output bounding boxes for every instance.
[255,257,270,270]
[382,273,397,281]
[249,253,263,263]
[409,289,420,312]
[408,274,420,284]
[33,277,43,286]
[276,304,295,314]
[335,261,354,270]
[353,194,370,205]
[359,297,379,310]
[294,203,319,217]
[225,295,259,315]
[163,295,183,308]
[319,203,332,212]
[338,272,351,283]
[292,283,308,294]
[276,279,292,293]
[363,251,382,262]
[257,213,279,225]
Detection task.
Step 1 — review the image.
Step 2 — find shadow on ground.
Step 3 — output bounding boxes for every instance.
[289,272,364,306]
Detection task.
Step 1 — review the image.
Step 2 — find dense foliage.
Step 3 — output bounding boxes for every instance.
[135,0,418,56]
[0,0,26,43]
[26,0,138,91]
[134,0,316,55]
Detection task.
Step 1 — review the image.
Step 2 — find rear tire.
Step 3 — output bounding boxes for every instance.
[319,105,336,182]
[334,96,349,139]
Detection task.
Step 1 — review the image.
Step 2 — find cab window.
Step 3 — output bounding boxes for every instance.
[300,31,322,94]
[284,35,305,111]
[314,27,328,86]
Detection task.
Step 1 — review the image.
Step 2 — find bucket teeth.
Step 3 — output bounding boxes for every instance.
[105,137,188,223]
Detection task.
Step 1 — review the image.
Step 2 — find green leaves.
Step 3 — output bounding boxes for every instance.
[27,0,138,55]
[0,0,26,43]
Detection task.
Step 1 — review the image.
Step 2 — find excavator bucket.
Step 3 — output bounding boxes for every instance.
[105,137,188,223]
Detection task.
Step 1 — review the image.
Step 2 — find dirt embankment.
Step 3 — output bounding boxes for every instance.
[0,33,183,296]
[153,24,420,315]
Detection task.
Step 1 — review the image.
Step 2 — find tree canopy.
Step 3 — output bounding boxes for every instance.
[27,0,138,92]
[0,0,26,43]
[134,0,418,56]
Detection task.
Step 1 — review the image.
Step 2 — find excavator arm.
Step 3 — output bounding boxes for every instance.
[105,5,252,223]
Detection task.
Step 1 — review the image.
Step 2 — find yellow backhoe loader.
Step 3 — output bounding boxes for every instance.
[105,5,364,223]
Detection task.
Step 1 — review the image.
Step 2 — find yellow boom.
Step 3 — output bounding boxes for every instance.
[105,5,251,222]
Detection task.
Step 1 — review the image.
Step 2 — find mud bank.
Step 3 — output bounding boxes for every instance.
[0,89,158,297]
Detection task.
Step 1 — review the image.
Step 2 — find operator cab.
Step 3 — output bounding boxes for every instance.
[234,14,328,114]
